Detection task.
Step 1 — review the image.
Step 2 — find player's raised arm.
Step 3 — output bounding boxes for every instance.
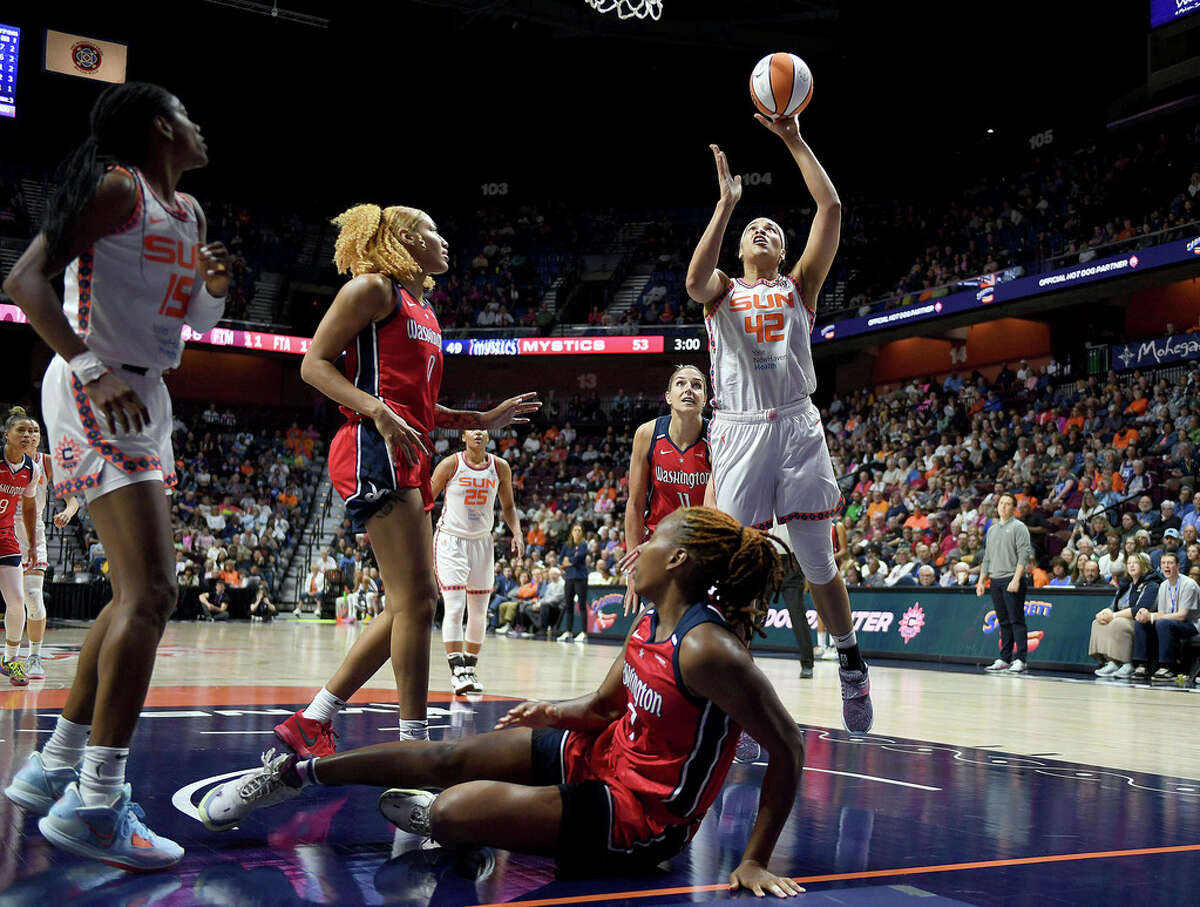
[755,113,842,306]
[685,145,740,313]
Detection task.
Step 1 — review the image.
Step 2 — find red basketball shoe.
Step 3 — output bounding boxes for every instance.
[273,710,338,758]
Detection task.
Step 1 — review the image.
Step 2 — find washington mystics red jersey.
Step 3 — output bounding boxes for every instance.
[576,602,740,836]
[644,416,711,534]
[340,281,443,437]
[0,454,40,560]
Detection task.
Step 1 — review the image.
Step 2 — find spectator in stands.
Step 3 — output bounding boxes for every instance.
[297,563,325,616]
[1046,558,1072,587]
[1091,552,1159,679]
[1150,528,1183,572]
[1077,559,1106,587]
[916,564,937,587]
[199,581,232,622]
[884,547,916,586]
[1132,551,1200,679]
[251,586,277,622]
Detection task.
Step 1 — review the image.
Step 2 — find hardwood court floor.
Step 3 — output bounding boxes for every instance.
[1,620,1198,906]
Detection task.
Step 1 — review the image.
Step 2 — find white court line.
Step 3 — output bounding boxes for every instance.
[749,765,941,791]
[200,730,276,735]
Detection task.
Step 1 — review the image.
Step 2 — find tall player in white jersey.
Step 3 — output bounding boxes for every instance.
[430,430,523,695]
[685,111,873,734]
[11,412,81,681]
[2,82,230,869]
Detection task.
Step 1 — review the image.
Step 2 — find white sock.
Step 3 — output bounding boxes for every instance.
[28,639,41,657]
[834,629,858,649]
[398,719,428,741]
[79,745,129,806]
[42,715,90,770]
[3,643,16,661]
[302,687,346,724]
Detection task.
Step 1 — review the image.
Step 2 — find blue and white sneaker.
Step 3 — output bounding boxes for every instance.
[38,782,184,871]
[839,665,874,735]
[4,752,81,814]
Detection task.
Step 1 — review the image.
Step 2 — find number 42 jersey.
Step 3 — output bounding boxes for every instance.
[704,274,817,413]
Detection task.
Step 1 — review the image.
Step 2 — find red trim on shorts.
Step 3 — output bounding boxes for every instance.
[71,374,165,476]
[777,494,847,525]
[466,588,492,595]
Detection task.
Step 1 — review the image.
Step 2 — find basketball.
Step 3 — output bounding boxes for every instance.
[749,52,813,119]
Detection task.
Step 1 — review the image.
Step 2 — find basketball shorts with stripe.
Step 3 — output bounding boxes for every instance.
[433,530,494,594]
[328,418,433,531]
[41,355,177,504]
[530,728,691,875]
[710,397,843,530]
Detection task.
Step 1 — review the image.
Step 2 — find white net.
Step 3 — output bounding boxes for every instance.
[585,0,663,20]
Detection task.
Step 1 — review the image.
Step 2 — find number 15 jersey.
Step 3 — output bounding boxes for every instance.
[704,274,816,413]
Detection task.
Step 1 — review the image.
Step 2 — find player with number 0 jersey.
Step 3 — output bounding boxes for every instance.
[683,112,873,734]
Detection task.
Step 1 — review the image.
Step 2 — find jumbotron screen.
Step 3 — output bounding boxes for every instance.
[1150,0,1200,29]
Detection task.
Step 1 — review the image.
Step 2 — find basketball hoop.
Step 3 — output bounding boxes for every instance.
[585,0,663,21]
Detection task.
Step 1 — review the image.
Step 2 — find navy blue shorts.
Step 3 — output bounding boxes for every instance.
[530,728,689,877]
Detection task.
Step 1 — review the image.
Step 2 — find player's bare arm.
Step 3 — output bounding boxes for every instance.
[429,454,458,500]
[755,113,842,305]
[496,457,524,557]
[622,420,655,614]
[435,393,541,431]
[496,628,631,734]
[686,144,739,314]
[682,625,806,898]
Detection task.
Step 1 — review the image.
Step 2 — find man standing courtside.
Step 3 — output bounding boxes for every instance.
[977,493,1034,673]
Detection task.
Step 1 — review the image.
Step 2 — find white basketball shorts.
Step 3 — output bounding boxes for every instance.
[14,515,47,567]
[709,397,843,530]
[434,529,495,595]
[42,355,178,504]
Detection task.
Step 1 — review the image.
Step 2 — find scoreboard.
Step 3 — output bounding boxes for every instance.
[0,24,17,118]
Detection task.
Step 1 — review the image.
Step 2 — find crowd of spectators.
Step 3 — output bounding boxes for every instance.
[822,361,1200,596]
[79,406,329,619]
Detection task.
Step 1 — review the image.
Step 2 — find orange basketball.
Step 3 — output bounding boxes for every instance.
[749,52,813,119]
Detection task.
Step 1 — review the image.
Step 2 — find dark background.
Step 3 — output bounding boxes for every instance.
[0,0,1153,213]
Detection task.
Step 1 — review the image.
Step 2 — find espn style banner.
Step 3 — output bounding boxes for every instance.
[45,30,127,83]
[586,586,1111,669]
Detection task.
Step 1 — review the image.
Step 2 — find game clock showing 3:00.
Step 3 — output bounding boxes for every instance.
[0,24,18,119]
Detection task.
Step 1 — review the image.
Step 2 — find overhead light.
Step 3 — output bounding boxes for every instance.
[986,128,995,134]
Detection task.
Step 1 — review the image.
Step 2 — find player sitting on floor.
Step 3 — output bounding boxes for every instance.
[197,507,806,898]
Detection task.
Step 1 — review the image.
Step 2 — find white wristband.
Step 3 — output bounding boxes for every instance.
[68,350,110,385]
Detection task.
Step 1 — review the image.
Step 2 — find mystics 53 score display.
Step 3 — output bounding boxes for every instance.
[0,24,18,118]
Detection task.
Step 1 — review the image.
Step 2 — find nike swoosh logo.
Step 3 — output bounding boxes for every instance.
[83,820,116,846]
[149,216,166,224]
[297,723,319,747]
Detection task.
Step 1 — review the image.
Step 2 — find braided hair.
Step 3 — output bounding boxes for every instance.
[43,82,175,261]
[673,507,790,640]
[331,204,435,290]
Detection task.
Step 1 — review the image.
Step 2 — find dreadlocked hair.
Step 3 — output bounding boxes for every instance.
[331,204,435,290]
[674,507,791,640]
[43,82,175,262]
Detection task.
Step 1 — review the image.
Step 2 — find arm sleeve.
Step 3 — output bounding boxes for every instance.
[979,531,991,576]
[185,285,227,334]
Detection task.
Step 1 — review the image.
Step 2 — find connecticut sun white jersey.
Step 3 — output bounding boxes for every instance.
[704,275,817,412]
[14,452,49,524]
[62,166,201,370]
[437,453,500,539]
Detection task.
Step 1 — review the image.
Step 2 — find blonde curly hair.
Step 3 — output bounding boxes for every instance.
[331,204,435,290]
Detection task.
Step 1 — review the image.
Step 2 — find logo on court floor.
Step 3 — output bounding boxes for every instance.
[54,437,83,473]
